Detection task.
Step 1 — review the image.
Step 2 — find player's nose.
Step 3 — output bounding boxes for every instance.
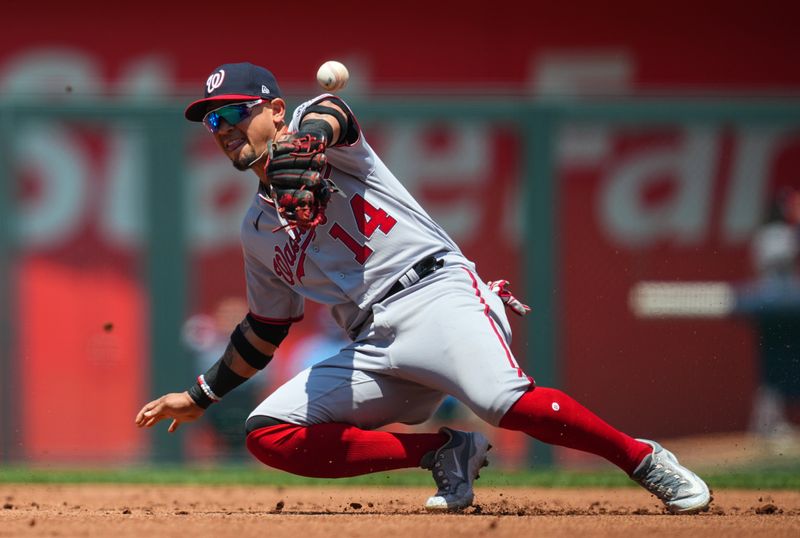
[216,118,235,134]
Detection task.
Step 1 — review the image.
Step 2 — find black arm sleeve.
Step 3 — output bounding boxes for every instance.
[187,352,249,409]
[300,97,358,146]
[298,118,334,144]
[246,313,291,347]
[230,324,273,369]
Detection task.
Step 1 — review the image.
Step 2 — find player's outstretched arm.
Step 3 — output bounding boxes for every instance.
[134,315,281,432]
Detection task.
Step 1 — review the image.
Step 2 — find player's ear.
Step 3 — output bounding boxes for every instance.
[268,98,286,124]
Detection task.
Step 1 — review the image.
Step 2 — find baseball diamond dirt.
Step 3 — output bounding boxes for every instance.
[0,485,798,537]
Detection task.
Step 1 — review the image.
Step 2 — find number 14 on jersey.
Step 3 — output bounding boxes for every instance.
[328,194,397,264]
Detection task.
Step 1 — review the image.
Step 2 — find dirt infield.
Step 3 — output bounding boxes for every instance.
[1,484,798,537]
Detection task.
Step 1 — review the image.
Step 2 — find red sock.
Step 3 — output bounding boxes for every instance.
[246,423,447,478]
[499,387,652,475]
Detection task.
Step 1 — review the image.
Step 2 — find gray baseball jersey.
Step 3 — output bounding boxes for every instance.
[245,96,532,427]
[241,95,463,338]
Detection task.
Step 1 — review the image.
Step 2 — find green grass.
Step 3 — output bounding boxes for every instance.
[2,466,800,489]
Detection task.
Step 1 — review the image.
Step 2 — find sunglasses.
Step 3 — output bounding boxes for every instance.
[202,99,263,133]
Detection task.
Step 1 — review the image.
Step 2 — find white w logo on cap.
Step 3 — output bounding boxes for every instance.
[206,70,225,93]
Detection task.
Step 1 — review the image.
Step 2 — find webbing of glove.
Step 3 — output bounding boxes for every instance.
[266,132,329,229]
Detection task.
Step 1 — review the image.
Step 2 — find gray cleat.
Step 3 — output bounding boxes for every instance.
[421,427,491,511]
[632,439,711,514]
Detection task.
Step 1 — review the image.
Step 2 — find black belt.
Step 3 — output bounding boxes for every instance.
[382,255,444,301]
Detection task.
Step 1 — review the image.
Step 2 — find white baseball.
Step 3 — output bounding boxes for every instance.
[316,60,349,92]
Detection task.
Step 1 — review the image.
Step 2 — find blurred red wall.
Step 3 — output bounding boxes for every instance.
[2,0,799,460]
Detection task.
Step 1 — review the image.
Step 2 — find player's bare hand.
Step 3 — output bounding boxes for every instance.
[134,392,204,433]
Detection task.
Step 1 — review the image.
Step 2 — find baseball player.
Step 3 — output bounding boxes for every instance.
[135,62,711,514]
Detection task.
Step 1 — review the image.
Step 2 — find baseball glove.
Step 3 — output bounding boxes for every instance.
[266,132,333,230]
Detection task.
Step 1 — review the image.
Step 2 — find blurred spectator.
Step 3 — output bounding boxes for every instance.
[280,307,350,377]
[182,297,258,461]
[736,188,800,440]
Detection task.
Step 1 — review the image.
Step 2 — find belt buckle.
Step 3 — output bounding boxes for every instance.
[382,255,442,303]
[415,256,444,279]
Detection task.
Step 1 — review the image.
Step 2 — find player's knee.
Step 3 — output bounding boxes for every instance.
[245,419,289,466]
[244,419,308,474]
[244,414,287,434]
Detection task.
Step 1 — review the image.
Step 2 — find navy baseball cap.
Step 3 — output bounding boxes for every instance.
[184,62,283,122]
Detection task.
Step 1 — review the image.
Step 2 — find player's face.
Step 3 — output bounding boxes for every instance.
[211,99,285,171]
